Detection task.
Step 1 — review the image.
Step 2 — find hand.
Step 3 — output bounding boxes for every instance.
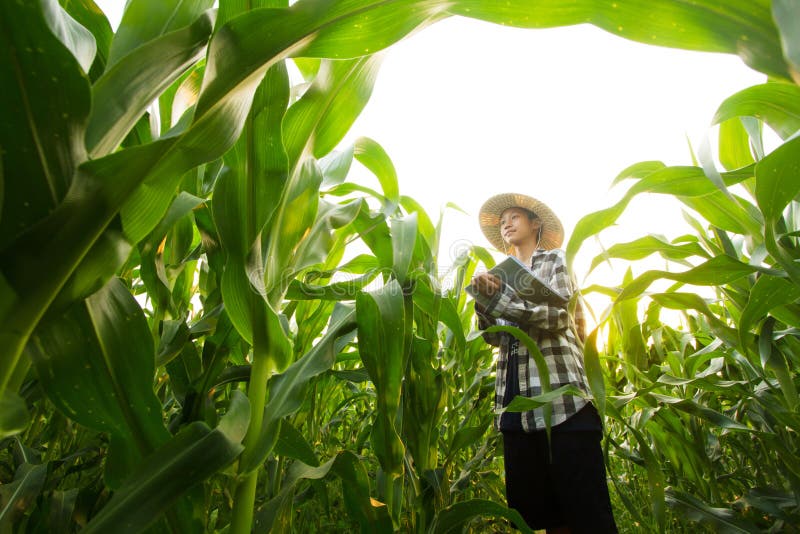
[471,273,502,298]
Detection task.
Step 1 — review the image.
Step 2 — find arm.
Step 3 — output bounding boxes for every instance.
[472,250,573,332]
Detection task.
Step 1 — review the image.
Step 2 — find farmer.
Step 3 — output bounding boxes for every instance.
[470,193,617,533]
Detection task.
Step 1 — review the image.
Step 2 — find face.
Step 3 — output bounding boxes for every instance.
[499,207,541,247]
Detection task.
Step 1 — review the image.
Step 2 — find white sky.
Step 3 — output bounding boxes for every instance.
[95,2,767,292]
[343,18,766,275]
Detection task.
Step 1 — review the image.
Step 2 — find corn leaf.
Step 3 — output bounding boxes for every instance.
[718,118,756,171]
[241,304,357,472]
[284,56,383,167]
[27,278,170,485]
[0,0,90,250]
[583,329,606,420]
[60,0,114,78]
[649,394,751,431]
[0,392,29,440]
[42,0,96,73]
[0,462,47,528]
[87,10,216,157]
[450,0,789,80]
[255,451,392,533]
[739,275,800,346]
[392,213,418,285]
[617,255,772,301]
[274,419,319,466]
[755,136,800,222]
[108,0,214,67]
[82,391,249,534]
[713,83,800,140]
[665,488,760,533]
[357,280,407,480]
[354,136,402,215]
[589,235,709,274]
[772,0,800,78]
[429,498,534,534]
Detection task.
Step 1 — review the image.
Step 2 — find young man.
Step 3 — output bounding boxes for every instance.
[470,193,617,534]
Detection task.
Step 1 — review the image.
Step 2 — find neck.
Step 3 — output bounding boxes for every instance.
[510,241,538,264]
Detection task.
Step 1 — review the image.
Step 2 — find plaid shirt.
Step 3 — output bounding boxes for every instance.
[475,248,589,432]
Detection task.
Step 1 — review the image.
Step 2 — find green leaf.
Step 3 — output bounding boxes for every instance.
[0,392,29,440]
[617,255,770,301]
[401,195,438,251]
[430,499,534,534]
[450,0,790,80]
[352,204,394,269]
[320,145,355,187]
[263,159,323,296]
[82,391,249,534]
[583,329,606,421]
[412,281,466,355]
[0,462,47,527]
[212,61,290,261]
[357,281,406,411]
[650,393,751,431]
[665,488,760,533]
[718,118,755,171]
[60,0,113,79]
[354,137,401,215]
[650,292,741,348]
[28,278,169,485]
[0,0,90,250]
[611,160,666,186]
[566,197,632,269]
[286,271,378,301]
[42,0,97,73]
[255,451,392,533]
[47,489,80,533]
[357,280,406,475]
[755,136,800,222]
[679,190,762,236]
[274,419,319,466]
[107,0,215,67]
[568,163,749,265]
[283,56,383,167]
[504,384,587,412]
[589,235,708,274]
[627,424,666,530]
[772,0,800,78]
[739,275,800,345]
[444,426,486,465]
[87,10,216,156]
[53,228,133,310]
[241,304,357,473]
[289,198,364,276]
[713,83,800,140]
[392,213,418,285]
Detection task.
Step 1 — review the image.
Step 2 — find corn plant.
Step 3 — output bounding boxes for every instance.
[567,52,800,534]
[2,0,798,532]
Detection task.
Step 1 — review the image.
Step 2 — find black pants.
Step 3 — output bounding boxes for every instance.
[502,427,617,533]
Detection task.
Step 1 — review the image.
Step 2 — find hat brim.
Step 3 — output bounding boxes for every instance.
[479,193,564,251]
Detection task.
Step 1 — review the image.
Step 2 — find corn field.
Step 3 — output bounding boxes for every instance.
[1,0,799,532]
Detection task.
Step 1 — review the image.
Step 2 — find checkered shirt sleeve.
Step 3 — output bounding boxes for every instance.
[473,249,590,432]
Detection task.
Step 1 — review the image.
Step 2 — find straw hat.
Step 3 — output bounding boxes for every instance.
[479,193,564,251]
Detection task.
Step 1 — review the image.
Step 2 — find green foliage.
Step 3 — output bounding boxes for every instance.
[566,51,800,534]
[1,0,799,532]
